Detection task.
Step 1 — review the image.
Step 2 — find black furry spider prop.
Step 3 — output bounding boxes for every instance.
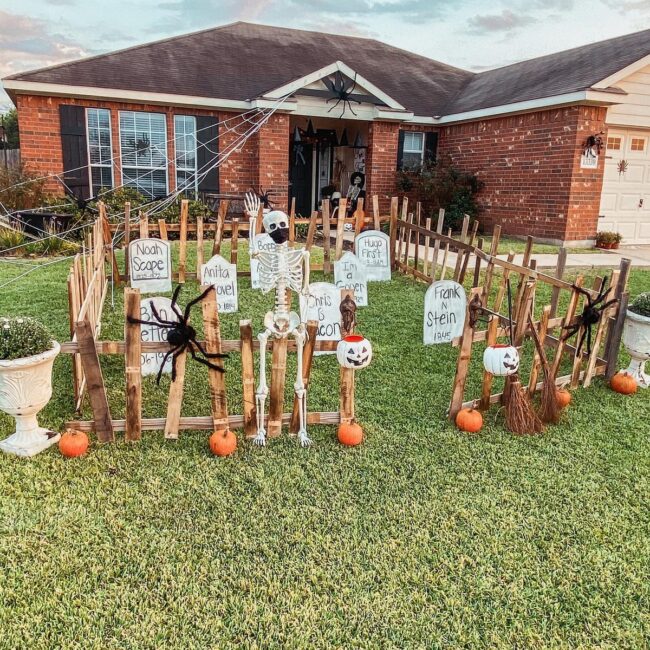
[324,71,361,118]
[583,133,605,158]
[253,187,276,209]
[562,276,617,357]
[128,285,228,384]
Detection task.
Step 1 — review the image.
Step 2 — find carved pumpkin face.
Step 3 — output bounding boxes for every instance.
[336,335,372,370]
[483,344,520,376]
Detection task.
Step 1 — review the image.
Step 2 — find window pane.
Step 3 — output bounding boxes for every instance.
[175,115,197,193]
[402,152,423,169]
[631,137,645,151]
[86,108,113,195]
[606,137,621,150]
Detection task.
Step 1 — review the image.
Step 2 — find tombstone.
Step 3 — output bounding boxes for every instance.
[299,282,341,355]
[250,233,275,290]
[129,238,172,294]
[355,230,391,281]
[139,297,179,377]
[423,280,466,345]
[201,254,238,313]
[334,251,368,307]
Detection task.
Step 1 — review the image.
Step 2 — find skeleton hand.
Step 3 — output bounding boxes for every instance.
[245,192,261,218]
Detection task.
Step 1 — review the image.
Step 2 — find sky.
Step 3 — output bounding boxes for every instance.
[1,0,649,109]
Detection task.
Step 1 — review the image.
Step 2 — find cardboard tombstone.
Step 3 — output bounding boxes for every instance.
[299,282,341,355]
[334,251,368,307]
[200,254,238,313]
[129,238,172,294]
[139,297,179,377]
[423,280,466,345]
[355,230,391,281]
[250,233,275,289]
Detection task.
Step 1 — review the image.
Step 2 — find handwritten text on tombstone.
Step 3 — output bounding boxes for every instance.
[139,297,178,376]
[355,230,391,281]
[334,251,368,307]
[299,282,340,355]
[423,280,466,344]
[129,238,172,294]
[201,254,238,313]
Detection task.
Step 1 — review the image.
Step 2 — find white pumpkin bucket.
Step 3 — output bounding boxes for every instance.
[336,335,372,370]
[483,344,520,376]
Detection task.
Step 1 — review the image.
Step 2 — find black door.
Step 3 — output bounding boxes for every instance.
[289,142,313,217]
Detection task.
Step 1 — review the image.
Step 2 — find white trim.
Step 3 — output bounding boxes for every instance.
[261,60,406,111]
[593,53,650,89]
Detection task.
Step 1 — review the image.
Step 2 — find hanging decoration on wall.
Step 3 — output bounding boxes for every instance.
[325,71,361,118]
[617,159,629,177]
[305,119,317,138]
[339,128,349,147]
[294,144,306,166]
[583,132,604,158]
[293,126,302,143]
[352,132,365,149]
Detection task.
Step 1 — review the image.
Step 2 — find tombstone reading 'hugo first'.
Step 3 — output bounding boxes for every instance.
[139,297,179,377]
[129,238,172,294]
[355,230,391,281]
[299,282,341,355]
[334,251,368,307]
[423,280,467,345]
[201,254,238,313]
[250,233,275,290]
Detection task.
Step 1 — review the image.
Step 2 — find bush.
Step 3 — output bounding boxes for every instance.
[0,163,47,214]
[0,317,53,360]
[0,224,27,254]
[629,292,650,318]
[595,231,622,246]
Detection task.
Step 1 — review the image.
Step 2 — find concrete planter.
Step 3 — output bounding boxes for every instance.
[621,310,650,389]
[0,342,61,457]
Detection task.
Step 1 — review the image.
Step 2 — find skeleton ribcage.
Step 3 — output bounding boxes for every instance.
[257,249,304,294]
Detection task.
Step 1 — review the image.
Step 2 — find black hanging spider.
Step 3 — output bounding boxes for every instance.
[562,276,618,357]
[583,133,605,158]
[128,285,228,384]
[252,186,276,209]
[324,71,361,118]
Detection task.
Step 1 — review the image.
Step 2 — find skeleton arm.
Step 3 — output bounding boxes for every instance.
[245,192,261,257]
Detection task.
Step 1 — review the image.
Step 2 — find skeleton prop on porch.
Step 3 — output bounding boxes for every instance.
[244,192,312,447]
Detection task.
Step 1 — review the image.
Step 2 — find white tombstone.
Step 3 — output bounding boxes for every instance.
[250,233,275,289]
[334,251,368,307]
[129,238,172,294]
[201,254,238,313]
[423,280,467,345]
[299,282,341,355]
[355,230,391,281]
[139,297,179,377]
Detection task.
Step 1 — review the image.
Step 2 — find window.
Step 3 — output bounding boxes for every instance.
[606,136,621,151]
[174,115,197,196]
[86,108,113,196]
[119,111,168,198]
[631,137,645,152]
[402,131,425,169]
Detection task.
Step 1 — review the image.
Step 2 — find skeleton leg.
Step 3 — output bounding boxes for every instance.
[254,328,272,446]
[293,324,311,447]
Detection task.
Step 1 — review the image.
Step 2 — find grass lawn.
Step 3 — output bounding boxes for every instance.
[0,243,648,649]
[481,236,603,256]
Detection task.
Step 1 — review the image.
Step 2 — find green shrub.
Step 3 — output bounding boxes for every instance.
[0,224,26,253]
[0,163,47,214]
[629,292,650,318]
[0,317,53,360]
[595,231,622,246]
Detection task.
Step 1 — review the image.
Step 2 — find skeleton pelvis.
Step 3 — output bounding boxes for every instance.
[265,311,301,337]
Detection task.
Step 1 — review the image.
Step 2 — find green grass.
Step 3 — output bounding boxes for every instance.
[0,244,649,649]
[483,236,603,256]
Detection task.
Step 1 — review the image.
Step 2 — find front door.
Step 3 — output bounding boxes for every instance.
[289,141,313,217]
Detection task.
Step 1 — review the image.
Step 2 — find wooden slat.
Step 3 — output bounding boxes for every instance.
[124,288,142,441]
[164,352,187,440]
[549,247,567,318]
[479,316,499,411]
[139,211,148,238]
[422,217,432,278]
[452,215,470,281]
[290,320,318,433]
[322,199,332,273]
[604,258,632,378]
[289,197,296,246]
[178,199,188,283]
[239,320,257,437]
[389,196,399,270]
[413,203,422,275]
[527,305,551,394]
[550,276,584,380]
[334,198,347,261]
[459,219,479,284]
[201,286,228,430]
[570,276,602,388]
[339,290,356,424]
[354,198,365,239]
[212,200,228,255]
[605,292,629,381]
[230,218,239,266]
[100,203,120,286]
[439,228,452,282]
[124,203,131,280]
[158,219,168,241]
[372,195,380,230]
[473,237,484,288]
[430,208,445,281]
[195,216,204,281]
[305,211,317,251]
[482,225,501,303]
[267,337,288,437]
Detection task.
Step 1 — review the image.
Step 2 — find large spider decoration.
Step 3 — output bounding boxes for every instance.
[562,276,618,357]
[325,71,361,118]
[583,133,605,158]
[253,187,276,209]
[128,285,228,384]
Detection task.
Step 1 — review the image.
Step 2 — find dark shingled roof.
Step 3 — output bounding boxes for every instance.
[6,23,650,118]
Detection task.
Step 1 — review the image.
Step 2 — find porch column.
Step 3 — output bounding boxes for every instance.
[256,113,290,211]
[366,121,401,212]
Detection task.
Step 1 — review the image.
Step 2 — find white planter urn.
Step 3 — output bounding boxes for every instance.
[621,310,650,388]
[0,342,61,457]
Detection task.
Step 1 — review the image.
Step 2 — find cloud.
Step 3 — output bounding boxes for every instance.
[468,9,537,33]
[601,0,650,11]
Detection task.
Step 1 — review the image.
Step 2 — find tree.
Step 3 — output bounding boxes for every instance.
[1,108,19,149]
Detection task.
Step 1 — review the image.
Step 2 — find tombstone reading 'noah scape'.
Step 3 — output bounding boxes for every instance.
[355,230,391,281]
[201,254,238,313]
[423,280,467,345]
[334,251,368,307]
[129,238,172,294]
[299,282,341,355]
[250,233,275,290]
[139,297,179,377]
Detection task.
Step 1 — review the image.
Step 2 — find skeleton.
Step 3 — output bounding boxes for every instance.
[245,192,312,447]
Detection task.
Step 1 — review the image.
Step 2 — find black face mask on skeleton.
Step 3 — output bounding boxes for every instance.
[269,226,289,245]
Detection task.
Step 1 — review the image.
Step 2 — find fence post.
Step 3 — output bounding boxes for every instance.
[240,320,257,437]
[124,288,142,441]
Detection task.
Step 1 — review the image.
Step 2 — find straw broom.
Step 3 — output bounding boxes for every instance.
[527,315,561,424]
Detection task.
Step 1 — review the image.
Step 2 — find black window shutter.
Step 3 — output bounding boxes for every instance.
[396,129,406,171]
[425,132,438,164]
[196,115,219,193]
[59,105,90,200]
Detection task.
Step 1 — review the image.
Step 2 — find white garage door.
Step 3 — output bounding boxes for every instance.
[599,128,650,244]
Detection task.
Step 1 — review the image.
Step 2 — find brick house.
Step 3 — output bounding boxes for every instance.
[3,22,650,244]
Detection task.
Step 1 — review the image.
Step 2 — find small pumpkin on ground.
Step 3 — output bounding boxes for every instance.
[59,429,89,458]
[209,429,237,457]
[337,422,363,446]
[455,408,483,433]
[610,372,638,395]
[556,388,572,409]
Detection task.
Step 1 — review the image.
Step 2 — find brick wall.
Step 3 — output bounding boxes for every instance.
[439,105,608,242]
[255,113,290,211]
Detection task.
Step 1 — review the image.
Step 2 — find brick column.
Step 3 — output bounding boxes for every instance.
[255,112,290,211]
[366,121,400,212]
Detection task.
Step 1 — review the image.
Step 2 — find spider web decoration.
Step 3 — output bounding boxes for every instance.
[324,71,361,118]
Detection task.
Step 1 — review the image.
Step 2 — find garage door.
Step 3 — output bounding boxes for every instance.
[599,128,650,244]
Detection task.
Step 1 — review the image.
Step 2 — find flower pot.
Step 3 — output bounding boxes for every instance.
[336,335,372,369]
[0,342,61,457]
[621,310,650,388]
[483,344,520,376]
[596,242,619,250]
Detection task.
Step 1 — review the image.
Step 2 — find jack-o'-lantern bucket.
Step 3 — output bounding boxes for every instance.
[336,335,373,370]
[483,344,520,376]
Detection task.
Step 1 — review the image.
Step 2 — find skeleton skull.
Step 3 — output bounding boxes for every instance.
[263,210,290,244]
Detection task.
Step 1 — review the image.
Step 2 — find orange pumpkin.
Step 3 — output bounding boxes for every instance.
[556,388,572,409]
[337,422,364,446]
[455,408,483,433]
[610,372,638,395]
[209,429,237,457]
[59,429,89,458]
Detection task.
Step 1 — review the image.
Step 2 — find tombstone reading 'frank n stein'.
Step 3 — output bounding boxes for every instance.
[334,251,368,307]
[299,282,341,356]
[129,238,172,294]
[201,254,238,313]
[355,230,391,281]
[423,280,466,345]
[139,297,179,377]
